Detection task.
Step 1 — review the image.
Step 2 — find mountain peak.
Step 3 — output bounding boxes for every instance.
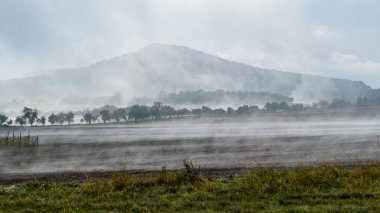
[136,43,208,58]
[0,44,371,108]
[140,43,192,51]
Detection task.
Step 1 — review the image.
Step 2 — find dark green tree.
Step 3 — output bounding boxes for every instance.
[112,108,127,123]
[201,106,212,115]
[128,105,151,122]
[48,113,57,125]
[265,103,280,113]
[66,112,75,125]
[151,102,163,120]
[57,113,66,125]
[279,102,290,112]
[83,112,97,124]
[161,105,175,118]
[318,100,329,108]
[0,114,8,126]
[15,116,26,127]
[291,104,305,111]
[100,109,111,123]
[213,108,226,115]
[330,98,351,109]
[37,116,46,126]
[237,105,250,114]
[23,107,38,126]
[176,108,190,117]
[248,105,260,113]
[191,108,202,116]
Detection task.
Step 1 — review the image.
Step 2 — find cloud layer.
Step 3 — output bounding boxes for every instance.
[1,0,380,87]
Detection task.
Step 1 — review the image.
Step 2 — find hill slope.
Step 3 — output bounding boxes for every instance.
[0,44,371,105]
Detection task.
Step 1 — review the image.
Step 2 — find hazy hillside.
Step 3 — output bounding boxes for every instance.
[158,90,294,106]
[0,44,371,108]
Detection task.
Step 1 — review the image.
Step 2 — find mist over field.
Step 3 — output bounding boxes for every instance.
[3,1,380,211]
[1,0,380,178]
[1,111,380,174]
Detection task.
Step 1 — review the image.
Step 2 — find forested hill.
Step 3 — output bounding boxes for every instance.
[0,44,371,105]
[158,90,294,106]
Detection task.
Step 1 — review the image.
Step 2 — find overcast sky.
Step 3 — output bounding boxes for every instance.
[1,0,380,87]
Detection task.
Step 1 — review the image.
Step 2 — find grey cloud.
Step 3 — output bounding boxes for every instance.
[0,0,380,87]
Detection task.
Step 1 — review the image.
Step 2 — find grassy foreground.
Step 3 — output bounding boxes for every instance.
[1,164,380,212]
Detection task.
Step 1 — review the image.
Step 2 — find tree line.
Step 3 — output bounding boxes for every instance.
[0,97,378,127]
[1,107,43,127]
[158,89,294,105]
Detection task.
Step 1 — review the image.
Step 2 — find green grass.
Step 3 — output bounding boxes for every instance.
[1,164,380,212]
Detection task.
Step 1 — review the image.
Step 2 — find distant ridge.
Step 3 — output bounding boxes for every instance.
[0,44,371,105]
